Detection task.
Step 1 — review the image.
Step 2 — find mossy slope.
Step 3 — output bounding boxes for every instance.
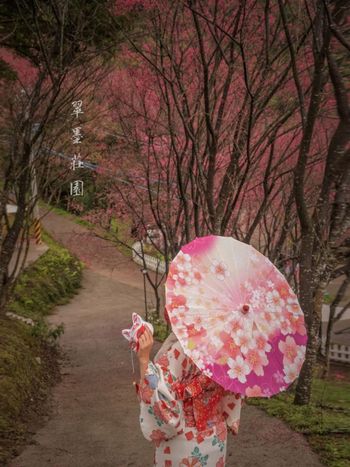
[0,230,83,464]
[249,377,350,467]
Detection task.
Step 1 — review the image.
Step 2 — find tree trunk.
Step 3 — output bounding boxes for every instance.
[293,226,317,404]
[294,283,324,404]
[294,316,319,404]
[0,147,31,310]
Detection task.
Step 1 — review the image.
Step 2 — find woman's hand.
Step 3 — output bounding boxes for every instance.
[137,327,154,383]
[137,326,154,363]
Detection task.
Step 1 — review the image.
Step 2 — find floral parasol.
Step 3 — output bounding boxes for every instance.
[165,235,307,397]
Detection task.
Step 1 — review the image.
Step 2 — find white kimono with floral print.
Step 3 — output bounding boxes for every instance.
[137,333,243,467]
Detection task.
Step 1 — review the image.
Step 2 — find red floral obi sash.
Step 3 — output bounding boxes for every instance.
[173,374,225,432]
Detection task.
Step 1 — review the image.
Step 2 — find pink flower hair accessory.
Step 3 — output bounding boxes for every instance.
[122,312,154,352]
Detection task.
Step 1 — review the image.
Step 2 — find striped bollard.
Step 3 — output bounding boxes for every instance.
[33,218,42,245]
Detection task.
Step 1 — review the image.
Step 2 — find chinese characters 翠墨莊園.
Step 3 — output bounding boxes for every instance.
[70,100,85,196]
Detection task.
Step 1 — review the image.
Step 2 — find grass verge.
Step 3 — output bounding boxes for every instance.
[6,231,83,322]
[39,200,133,257]
[248,377,350,467]
[0,230,83,465]
[147,309,170,343]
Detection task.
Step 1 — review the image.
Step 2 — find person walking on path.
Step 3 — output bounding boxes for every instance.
[136,312,242,467]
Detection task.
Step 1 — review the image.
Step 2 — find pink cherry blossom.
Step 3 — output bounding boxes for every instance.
[245,385,263,397]
[280,319,293,335]
[229,316,244,334]
[170,315,179,325]
[177,269,194,285]
[210,259,230,281]
[186,323,207,340]
[266,290,285,312]
[189,350,206,369]
[218,331,241,359]
[227,355,251,383]
[176,326,188,339]
[286,297,301,314]
[174,309,186,319]
[251,288,264,307]
[191,269,203,284]
[165,236,307,396]
[245,348,268,376]
[184,313,203,330]
[278,336,299,363]
[289,315,307,335]
[276,283,290,300]
[263,311,274,324]
[168,294,188,312]
[283,363,299,384]
[253,331,272,353]
[175,251,192,271]
[234,329,253,355]
[294,347,306,370]
[273,371,285,384]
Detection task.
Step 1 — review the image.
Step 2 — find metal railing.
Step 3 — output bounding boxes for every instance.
[132,241,166,274]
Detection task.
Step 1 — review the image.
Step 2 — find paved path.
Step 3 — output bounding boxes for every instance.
[10,209,323,467]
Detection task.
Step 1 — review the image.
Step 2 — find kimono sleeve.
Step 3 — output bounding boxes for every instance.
[222,391,243,435]
[137,359,185,444]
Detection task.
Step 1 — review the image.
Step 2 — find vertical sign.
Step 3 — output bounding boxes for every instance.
[70,100,84,196]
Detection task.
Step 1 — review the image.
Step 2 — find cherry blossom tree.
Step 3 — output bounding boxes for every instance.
[106,0,309,259]
[30,0,347,405]
[0,0,125,309]
[102,0,349,405]
[280,0,350,404]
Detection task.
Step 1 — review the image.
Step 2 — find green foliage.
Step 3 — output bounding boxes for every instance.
[40,200,133,258]
[0,230,83,464]
[323,292,335,305]
[148,309,170,343]
[0,318,42,433]
[39,202,93,232]
[309,435,350,467]
[6,231,83,321]
[109,217,133,257]
[0,0,127,70]
[110,216,129,237]
[0,58,17,82]
[30,320,65,343]
[249,377,350,467]
[142,243,165,261]
[39,203,71,218]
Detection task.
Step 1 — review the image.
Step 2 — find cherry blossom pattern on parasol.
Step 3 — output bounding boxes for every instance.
[165,235,307,398]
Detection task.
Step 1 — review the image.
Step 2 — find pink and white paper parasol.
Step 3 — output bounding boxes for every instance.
[165,235,307,398]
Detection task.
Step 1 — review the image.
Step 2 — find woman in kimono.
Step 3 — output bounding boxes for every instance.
[136,317,243,467]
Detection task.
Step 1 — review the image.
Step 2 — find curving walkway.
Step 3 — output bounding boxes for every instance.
[10,209,323,467]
